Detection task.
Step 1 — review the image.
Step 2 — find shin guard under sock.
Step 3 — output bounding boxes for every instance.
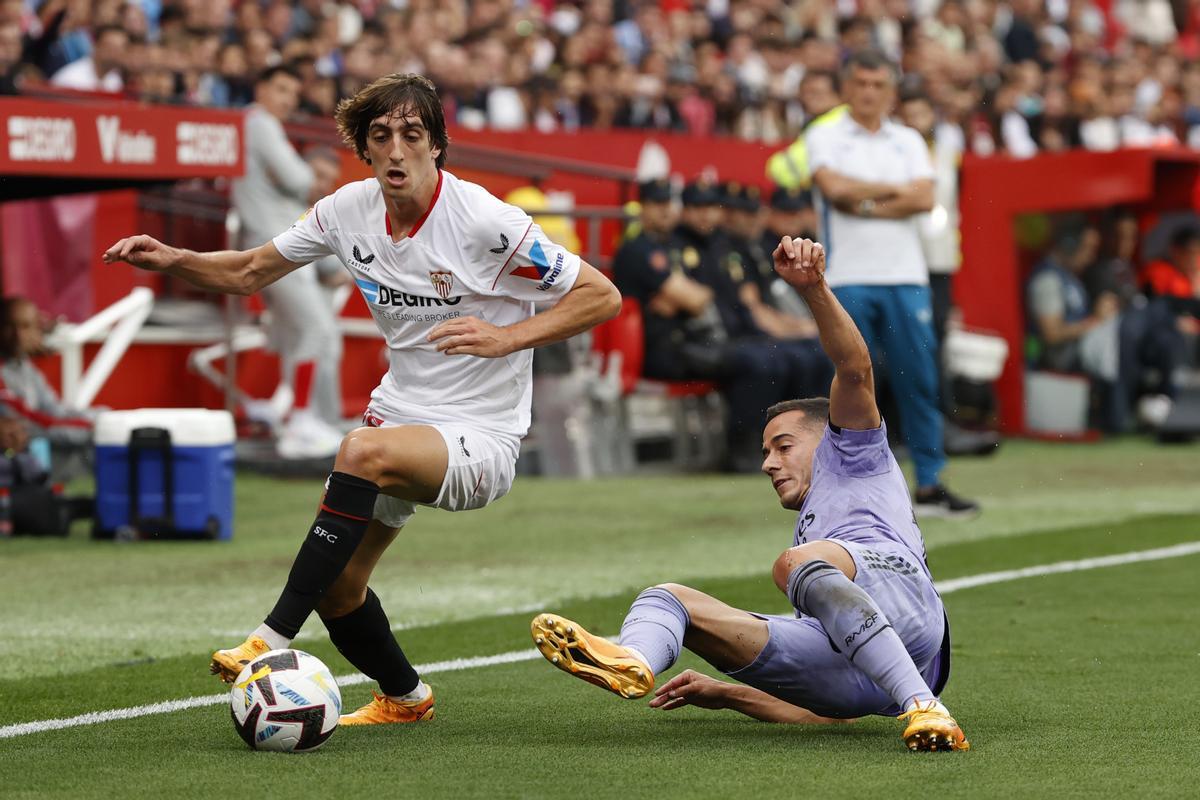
[264,472,379,639]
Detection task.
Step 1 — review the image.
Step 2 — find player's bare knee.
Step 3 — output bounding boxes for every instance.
[335,428,386,482]
[772,549,803,593]
[773,542,855,593]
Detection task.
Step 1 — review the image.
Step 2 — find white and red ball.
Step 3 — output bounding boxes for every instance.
[229,649,341,752]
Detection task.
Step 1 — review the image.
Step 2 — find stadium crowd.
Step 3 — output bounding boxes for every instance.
[3,1,1200,155]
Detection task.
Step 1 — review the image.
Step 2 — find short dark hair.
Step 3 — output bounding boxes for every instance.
[1169,227,1200,251]
[765,397,831,429]
[899,86,931,106]
[256,64,302,87]
[334,73,449,169]
[801,68,840,94]
[842,49,898,82]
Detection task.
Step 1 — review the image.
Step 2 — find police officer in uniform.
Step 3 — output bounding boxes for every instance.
[612,180,786,471]
[717,183,832,399]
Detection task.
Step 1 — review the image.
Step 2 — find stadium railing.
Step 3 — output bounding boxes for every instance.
[45,287,155,411]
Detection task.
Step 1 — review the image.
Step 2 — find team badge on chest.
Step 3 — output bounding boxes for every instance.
[429,270,455,300]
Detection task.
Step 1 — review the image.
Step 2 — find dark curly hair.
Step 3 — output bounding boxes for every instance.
[334,73,449,168]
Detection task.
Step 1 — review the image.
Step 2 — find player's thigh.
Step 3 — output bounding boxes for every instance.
[318,519,402,617]
[362,420,518,530]
[336,424,449,504]
[658,583,770,672]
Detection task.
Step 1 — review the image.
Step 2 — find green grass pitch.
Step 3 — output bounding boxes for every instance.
[1,438,1199,798]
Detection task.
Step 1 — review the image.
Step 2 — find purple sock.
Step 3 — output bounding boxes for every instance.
[788,560,935,709]
[618,587,690,676]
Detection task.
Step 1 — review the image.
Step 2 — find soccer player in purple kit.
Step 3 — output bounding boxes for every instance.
[531,236,969,752]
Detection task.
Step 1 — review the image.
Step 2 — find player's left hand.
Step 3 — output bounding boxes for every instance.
[428,316,515,357]
[648,669,732,711]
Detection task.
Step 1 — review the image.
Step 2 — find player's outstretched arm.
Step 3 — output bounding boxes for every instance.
[651,670,851,725]
[102,236,302,296]
[772,236,880,431]
[428,262,620,358]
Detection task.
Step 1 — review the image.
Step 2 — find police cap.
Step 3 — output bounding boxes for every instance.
[637,179,672,204]
[769,186,813,212]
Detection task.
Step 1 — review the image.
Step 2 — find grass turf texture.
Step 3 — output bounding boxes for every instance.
[1,438,1199,797]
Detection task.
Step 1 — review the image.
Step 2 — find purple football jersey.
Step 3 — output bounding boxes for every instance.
[793,422,929,574]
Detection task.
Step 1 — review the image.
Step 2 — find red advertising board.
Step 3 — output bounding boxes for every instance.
[0,97,244,179]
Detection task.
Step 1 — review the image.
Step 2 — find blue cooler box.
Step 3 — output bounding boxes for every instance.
[95,409,236,540]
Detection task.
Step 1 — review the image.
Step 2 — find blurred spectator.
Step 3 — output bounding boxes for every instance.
[1028,225,1120,374]
[231,65,343,459]
[0,21,20,94]
[0,416,29,456]
[898,84,999,456]
[50,23,125,92]
[2,0,1200,157]
[1141,226,1200,356]
[807,49,977,517]
[766,69,847,189]
[1028,222,1186,430]
[1142,227,1200,300]
[212,43,254,108]
[0,297,95,475]
[898,86,963,345]
[1085,209,1142,308]
[303,145,351,416]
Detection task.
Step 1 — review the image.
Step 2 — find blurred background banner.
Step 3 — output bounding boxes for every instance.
[0,96,243,180]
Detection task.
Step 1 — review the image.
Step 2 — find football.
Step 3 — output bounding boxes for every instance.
[229,649,342,752]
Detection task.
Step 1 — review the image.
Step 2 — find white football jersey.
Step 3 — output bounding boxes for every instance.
[273,170,582,441]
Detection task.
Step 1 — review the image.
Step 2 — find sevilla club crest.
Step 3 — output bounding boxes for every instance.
[429,270,455,300]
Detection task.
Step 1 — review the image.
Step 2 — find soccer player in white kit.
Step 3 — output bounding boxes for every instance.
[103,74,621,726]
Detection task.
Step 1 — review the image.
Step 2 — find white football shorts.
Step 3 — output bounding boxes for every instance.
[361,409,519,529]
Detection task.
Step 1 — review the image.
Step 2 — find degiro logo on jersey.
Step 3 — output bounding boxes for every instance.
[355,278,461,306]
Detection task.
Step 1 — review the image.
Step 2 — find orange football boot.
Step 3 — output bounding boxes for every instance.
[340,687,436,726]
[898,701,971,752]
[530,613,654,699]
[210,635,272,684]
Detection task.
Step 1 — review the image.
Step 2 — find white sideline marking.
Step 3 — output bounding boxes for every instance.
[0,649,546,740]
[3,541,1199,741]
[934,541,1200,594]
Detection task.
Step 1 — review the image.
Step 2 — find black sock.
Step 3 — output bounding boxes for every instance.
[321,588,420,697]
[264,472,379,639]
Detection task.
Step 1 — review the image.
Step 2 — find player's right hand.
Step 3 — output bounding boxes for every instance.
[102,235,179,272]
[648,669,732,711]
[773,235,825,292]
